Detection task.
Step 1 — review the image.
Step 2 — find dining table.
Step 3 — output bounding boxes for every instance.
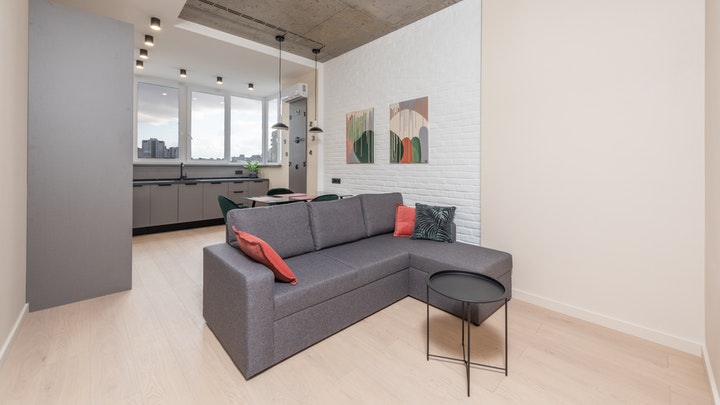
[244,193,318,207]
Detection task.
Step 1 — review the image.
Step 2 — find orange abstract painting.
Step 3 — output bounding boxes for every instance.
[390,97,428,163]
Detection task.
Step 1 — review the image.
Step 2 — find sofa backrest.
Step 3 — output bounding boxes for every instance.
[226,202,315,258]
[359,192,404,237]
[307,196,367,250]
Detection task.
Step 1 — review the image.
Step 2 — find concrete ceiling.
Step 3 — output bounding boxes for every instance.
[179,0,462,62]
[50,0,460,96]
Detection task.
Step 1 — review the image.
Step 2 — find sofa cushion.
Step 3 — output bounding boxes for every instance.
[393,204,416,237]
[371,233,513,280]
[232,227,297,285]
[359,193,404,236]
[411,203,456,243]
[226,202,315,259]
[273,252,358,320]
[308,197,367,250]
[318,237,409,286]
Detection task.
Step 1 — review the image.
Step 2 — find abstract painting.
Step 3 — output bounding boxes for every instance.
[390,96,428,163]
[346,108,374,164]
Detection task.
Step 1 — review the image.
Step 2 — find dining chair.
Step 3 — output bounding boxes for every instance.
[311,194,339,202]
[217,195,245,222]
[267,188,294,196]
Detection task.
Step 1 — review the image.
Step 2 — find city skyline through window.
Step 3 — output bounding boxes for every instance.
[137,82,179,159]
[136,81,278,164]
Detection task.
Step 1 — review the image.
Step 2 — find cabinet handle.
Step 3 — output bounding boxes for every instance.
[210,182,222,184]
[158,184,172,187]
[253,180,264,183]
[232,190,245,194]
[133,184,143,188]
[184,183,198,185]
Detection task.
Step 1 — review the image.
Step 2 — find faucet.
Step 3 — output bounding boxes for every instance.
[180,162,187,180]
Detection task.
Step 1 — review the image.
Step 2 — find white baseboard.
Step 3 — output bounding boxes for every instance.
[0,303,29,369]
[703,345,720,405]
[512,289,703,356]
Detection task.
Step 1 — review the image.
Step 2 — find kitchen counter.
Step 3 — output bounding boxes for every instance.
[133,177,263,186]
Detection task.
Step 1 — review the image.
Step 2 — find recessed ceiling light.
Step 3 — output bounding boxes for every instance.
[139,49,148,59]
[135,60,144,69]
[150,17,161,31]
[161,92,167,96]
[248,83,254,91]
[217,76,223,84]
[144,35,154,47]
[180,69,187,77]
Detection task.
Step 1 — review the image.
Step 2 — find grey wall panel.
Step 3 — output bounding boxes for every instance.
[27,0,133,311]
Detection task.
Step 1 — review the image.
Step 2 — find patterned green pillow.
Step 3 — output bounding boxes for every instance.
[411,203,455,243]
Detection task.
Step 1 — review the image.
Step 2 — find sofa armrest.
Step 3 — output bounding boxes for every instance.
[203,243,275,379]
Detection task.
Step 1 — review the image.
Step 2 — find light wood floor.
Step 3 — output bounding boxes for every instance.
[0,226,714,404]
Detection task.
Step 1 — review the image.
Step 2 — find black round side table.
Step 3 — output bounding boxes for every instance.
[426,270,508,397]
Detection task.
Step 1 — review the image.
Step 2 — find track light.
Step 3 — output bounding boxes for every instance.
[144,35,154,47]
[150,17,161,31]
[217,76,223,84]
[248,83,254,91]
[135,60,144,69]
[139,49,148,59]
[180,69,187,78]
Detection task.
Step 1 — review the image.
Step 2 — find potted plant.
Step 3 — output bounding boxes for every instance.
[245,161,259,178]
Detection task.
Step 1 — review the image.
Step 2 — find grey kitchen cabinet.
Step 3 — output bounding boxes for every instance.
[178,182,204,222]
[202,182,228,219]
[248,179,269,197]
[132,184,151,228]
[133,178,270,230]
[150,184,179,226]
[227,181,250,205]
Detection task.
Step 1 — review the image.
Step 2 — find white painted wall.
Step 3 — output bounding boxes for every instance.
[706,0,720,397]
[481,0,706,353]
[0,0,29,364]
[321,0,482,244]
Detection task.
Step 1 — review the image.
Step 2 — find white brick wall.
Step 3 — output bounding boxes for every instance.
[320,0,482,244]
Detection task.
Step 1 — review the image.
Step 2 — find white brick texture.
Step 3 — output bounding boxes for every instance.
[320,0,482,244]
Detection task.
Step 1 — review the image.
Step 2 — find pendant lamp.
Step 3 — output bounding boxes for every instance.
[309,48,324,134]
[271,35,289,131]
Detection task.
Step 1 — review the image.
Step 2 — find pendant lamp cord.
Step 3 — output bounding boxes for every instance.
[277,35,284,122]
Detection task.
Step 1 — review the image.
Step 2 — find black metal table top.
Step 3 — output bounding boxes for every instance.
[427,270,507,304]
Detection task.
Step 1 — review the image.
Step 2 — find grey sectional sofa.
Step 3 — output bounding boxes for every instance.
[203,192,512,379]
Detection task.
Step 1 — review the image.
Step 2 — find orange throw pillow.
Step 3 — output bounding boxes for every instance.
[232,226,297,285]
[393,204,416,237]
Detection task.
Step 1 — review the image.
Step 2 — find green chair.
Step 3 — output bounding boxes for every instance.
[217,195,245,222]
[311,194,339,202]
[267,187,294,196]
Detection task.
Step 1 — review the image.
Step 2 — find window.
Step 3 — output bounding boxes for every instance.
[190,91,225,161]
[135,80,279,164]
[136,82,179,159]
[231,96,263,164]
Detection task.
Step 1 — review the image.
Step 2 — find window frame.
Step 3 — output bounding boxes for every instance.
[133,77,280,166]
[133,78,184,163]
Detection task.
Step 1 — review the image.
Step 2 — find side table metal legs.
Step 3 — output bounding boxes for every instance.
[426,285,508,397]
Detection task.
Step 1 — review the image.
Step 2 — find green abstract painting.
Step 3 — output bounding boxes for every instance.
[346,108,374,164]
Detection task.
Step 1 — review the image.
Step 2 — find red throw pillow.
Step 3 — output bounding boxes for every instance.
[394,204,416,237]
[232,226,297,285]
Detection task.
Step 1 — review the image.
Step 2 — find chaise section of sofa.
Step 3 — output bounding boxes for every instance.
[203,192,512,379]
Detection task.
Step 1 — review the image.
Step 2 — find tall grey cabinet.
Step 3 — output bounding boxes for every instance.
[288,99,308,193]
[27,0,133,311]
